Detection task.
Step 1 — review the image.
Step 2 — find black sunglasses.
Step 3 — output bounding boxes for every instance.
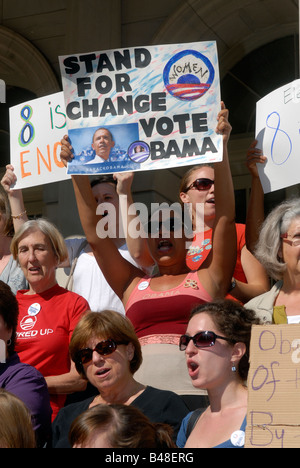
[179,331,234,351]
[76,339,127,364]
[183,178,214,193]
[145,217,187,235]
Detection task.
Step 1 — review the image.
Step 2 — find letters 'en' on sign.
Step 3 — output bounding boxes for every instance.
[245,324,300,448]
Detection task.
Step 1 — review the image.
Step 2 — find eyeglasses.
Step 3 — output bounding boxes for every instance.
[281,233,300,247]
[183,178,214,193]
[179,331,234,351]
[76,339,127,364]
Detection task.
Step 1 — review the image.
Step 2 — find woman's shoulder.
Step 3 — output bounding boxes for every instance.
[53,284,89,305]
[245,281,282,311]
[139,386,189,410]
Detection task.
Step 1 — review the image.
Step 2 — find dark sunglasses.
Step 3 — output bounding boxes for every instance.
[76,339,127,364]
[183,178,214,192]
[145,217,186,234]
[179,331,234,351]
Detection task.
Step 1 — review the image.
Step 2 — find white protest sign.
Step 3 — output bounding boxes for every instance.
[0,339,5,363]
[9,92,70,189]
[255,79,300,193]
[59,41,222,176]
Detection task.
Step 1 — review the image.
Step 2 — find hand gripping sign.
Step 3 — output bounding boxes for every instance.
[59,41,223,176]
[9,92,70,190]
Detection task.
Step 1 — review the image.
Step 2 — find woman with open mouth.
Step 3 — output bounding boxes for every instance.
[52,311,189,448]
[179,162,269,304]
[176,300,261,448]
[59,102,236,408]
[10,218,90,421]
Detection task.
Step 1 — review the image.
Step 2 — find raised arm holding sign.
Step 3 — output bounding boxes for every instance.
[59,41,223,176]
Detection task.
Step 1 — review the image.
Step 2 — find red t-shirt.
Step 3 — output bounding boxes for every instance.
[186,223,247,283]
[15,284,89,420]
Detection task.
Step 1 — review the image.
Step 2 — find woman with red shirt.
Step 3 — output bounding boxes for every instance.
[179,164,269,303]
[10,218,89,420]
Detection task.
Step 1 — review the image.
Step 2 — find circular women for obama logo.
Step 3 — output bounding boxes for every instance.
[128,141,150,163]
[163,49,215,101]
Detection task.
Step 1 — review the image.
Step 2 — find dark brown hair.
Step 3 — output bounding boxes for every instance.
[0,281,19,355]
[190,300,261,380]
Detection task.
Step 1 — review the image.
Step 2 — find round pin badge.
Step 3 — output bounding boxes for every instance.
[28,303,41,317]
[138,281,150,291]
[230,430,245,447]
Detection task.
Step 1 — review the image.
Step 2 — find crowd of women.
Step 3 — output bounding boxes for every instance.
[0,102,299,448]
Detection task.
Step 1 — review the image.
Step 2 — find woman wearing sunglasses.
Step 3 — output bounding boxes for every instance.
[59,103,236,401]
[51,311,189,448]
[179,163,269,304]
[176,300,260,448]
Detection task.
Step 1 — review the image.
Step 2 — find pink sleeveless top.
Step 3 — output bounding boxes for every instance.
[125,271,212,343]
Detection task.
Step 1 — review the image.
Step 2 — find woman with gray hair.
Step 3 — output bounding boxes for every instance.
[10,218,90,421]
[245,198,300,324]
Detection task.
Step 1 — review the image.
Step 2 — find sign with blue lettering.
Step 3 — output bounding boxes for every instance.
[256,79,300,193]
[59,41,222,175]
[9,92,70,189]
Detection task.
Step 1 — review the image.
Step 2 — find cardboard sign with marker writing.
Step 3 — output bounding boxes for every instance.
[245,324,300,448]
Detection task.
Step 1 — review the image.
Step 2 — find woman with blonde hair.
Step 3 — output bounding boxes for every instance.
[0,389,36,448]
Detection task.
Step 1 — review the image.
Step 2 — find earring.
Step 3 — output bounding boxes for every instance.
[7,339,11,346]
[231,364,236,372]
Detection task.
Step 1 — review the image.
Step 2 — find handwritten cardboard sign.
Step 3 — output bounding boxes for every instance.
[255,79,300,193]
[59,41,223,175]
[245,324,300,448]
[9,92,70,189]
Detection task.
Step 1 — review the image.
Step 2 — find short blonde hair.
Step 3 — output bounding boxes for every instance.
[70,311,143,378]
[10,218,68,263]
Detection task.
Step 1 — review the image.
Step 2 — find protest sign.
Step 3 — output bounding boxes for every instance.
[255,79,300,193]
[59,41,222,175]
[9,92,70,189]
[0,339,5,363]
[245,324,300,448]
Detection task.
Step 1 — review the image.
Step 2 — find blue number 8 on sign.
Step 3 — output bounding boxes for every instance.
[18,105,35,147]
